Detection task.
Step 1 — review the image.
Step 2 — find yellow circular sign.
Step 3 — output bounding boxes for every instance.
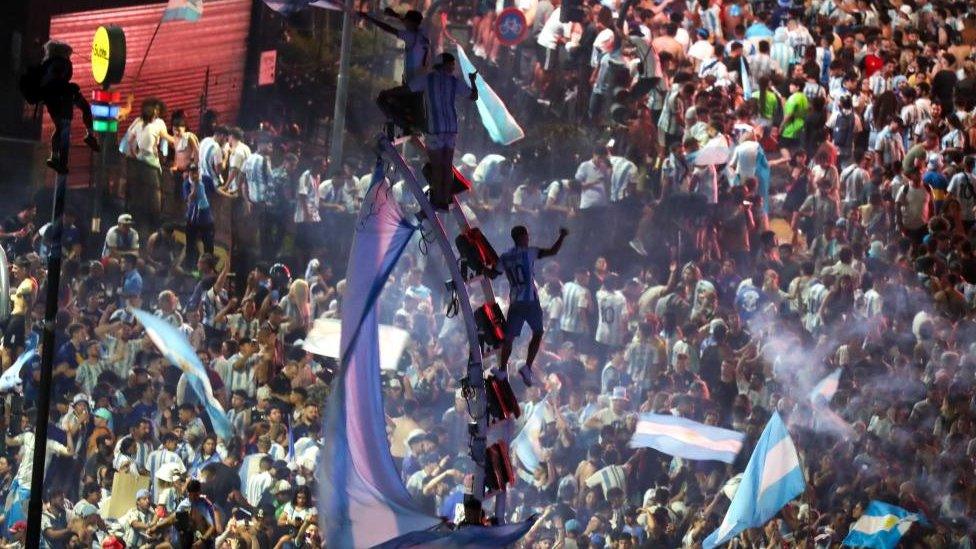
[91,27,110,84]
[91,26,125,85]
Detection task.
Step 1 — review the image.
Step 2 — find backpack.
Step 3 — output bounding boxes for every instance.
[832,111,855,148]
[19,64,44,105]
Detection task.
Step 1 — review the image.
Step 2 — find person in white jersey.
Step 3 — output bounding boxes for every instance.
[499,225,568,387]
[594,273,628,362]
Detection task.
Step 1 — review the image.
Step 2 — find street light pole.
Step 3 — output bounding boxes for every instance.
[25,131,70,549]
[327,0,355,174]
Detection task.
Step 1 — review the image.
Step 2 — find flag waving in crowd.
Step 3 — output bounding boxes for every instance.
[704,412,805,548]
[162,0,203,21]
[842,501,928,549]
[629,413,744,463]
[132,309,234,441]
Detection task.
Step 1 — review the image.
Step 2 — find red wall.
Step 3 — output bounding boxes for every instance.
[45,0,252,187]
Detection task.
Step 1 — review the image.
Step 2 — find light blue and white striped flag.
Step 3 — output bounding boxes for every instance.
[842,501,927,549]
[455,45,525,146]
[703,412,805,548]
[809,368,841,404]
[162,0,203,21]
[630,413,745,463]
[132,309,233,441]
[510,396,551,482]
[0,349,38,393]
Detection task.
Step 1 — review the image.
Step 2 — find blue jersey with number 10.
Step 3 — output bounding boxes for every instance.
[501,246,540,302]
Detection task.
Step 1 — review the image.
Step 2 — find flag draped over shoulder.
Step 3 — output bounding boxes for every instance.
[455,45,525,146]
[842,501,927,549]
[629,413,744,464]
[131,309,233,441]
[703,412,805,549]
[162,0,203,21]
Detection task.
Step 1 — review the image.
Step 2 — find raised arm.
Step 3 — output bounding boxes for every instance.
[539,228,569,258]
[358,11,400,35]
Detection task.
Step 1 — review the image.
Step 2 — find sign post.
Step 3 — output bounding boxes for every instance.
[89,26,125,237]
[493,8,528,47]
[258,50,277,87]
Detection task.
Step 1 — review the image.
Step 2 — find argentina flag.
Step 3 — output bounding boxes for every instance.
[132,309,234,442]
[842,501,927,549]
[455,45,525,146]
[809,368,841,404]
[630,413,744,464]
[703,412,805,548]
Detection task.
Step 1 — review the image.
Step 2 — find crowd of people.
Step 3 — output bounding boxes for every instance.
[5,0,976,546]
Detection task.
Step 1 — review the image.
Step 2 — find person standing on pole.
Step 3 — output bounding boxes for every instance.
[408,53,478,209]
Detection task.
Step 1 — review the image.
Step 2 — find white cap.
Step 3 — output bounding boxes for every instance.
[460,153,478,168]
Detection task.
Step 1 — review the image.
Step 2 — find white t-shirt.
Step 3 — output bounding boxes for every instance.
[102,225,140,258]
[226,142,252,193]
[894,184,930,230]
[13,432,71,490]
[595,289,628,346]
[537,8,568,50]
[730,141,760,182]
[136,118,169,168]
[575,160,611,209]
[295,169,321,223]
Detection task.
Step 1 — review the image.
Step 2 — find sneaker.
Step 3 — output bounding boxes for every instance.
[46,157,68,175]
[517,365,533,387]
[83,133,100,152]
[629,239,648,256]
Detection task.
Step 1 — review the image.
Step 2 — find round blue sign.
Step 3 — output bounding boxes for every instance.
[494,8,528,46]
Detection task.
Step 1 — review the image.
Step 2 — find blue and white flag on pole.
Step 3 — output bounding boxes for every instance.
[455,45,525,146]
[703,412,805,549]
[132,309,233,442]
[809,368,841,404]
[630,413,745,464]
[511,397,551,482]
[0,349,37,393]
[842,501,927,549]
[162,0,203,21]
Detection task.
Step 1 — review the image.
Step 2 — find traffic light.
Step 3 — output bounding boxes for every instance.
[91,89,121,133]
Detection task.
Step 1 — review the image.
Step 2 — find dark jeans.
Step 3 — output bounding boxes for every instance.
[185,220,215,269]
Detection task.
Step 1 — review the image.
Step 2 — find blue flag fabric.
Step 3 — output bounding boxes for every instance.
[131,309,233,441]
[703,412,805,548]
[630,413,745,464]
[162,0,203,21]
[842,501,927,549]
[0,349,37,393]
[455,45,525,146]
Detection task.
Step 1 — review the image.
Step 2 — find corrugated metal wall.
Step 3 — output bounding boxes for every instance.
[45,0,252,188]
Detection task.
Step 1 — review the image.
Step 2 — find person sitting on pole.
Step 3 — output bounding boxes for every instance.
[499,225,568,386]
[408,53,478,210]
[19,40,100,174]
[359,9,430,84]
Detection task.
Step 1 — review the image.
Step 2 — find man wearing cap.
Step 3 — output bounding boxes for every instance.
[584,386,632,430]
[408,53,479,209]
[102,213,140,260]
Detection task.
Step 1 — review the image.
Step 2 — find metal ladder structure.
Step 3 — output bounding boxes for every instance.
[377,133,510,525]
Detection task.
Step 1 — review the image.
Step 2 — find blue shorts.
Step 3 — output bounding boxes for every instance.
[505,301,544,339]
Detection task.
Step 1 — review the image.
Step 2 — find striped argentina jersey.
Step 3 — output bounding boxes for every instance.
[560,281,591,334]
[501,247,541,302]
[595,289,628,346]
[409,71,469,135]
[198,136,223,185]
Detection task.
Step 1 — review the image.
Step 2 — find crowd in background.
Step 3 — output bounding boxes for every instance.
[4,0,976,546]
